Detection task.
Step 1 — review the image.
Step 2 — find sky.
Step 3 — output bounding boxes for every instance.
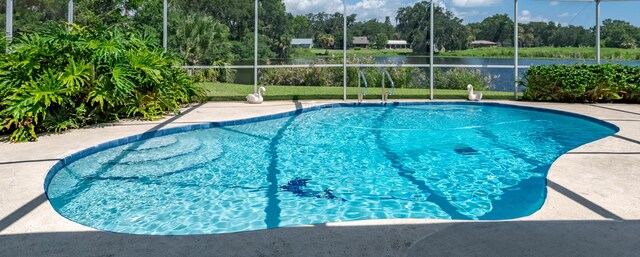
[283,0,640,27]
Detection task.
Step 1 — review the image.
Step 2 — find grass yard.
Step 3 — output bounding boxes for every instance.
[291,47,640,61]
[440,47,640,61]
[202,83,519,101]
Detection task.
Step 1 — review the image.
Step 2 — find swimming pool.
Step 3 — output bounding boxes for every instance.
[45,102,618,235]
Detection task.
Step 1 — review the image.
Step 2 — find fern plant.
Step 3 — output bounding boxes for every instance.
[0,22,205,142]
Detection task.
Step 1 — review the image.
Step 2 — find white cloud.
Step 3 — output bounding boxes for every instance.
[284,0,344,15]
[452,8,481,20]
[451,0,502,8]
[433,0,448,10]
[558,12,576,18]
[550,1,559,6]
[519,9,549,23]
[348,0,399,21]
[352,0,387,10]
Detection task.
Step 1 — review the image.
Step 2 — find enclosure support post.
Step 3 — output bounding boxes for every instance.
[163,0,167,50]
[343,0,347,101]
[429,0,434,100]
[6,0,12,53]
[514,0,519,100]
[596,0,601,64]
[67,0,73,24]
[254,0,259,94]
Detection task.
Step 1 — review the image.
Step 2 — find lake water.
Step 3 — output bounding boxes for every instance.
[231,57,640,92]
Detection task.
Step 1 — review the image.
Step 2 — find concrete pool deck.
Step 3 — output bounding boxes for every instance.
[0,100,639,256]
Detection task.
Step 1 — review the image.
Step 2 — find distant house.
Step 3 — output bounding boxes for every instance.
[353,37,369,48]
[291,38,313,48]
[386,40,409,49]
[471,40,498,48]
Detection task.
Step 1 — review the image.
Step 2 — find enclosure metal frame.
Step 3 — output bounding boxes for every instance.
[254,0,259,94]
[5,0,12,52]
[514,0,519,99]
[430,0,435,100]
[596,0,601,64]
[67,0,73,24]
[3,0,633,97]
[163,0,167,49]
[343,0,347,100]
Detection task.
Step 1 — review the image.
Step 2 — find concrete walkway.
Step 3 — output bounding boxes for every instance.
[1,100,639,257]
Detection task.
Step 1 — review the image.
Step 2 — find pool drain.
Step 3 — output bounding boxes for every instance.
[454,146,479,155]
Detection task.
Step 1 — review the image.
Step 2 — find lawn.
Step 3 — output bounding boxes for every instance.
[202,83,519,101]
[290,47,640,61]
[439,47,640,61]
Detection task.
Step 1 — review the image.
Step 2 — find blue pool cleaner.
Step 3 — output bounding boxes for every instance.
[280,178,346,201]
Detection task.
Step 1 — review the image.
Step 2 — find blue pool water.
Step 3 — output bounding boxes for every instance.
[46,103,617,235]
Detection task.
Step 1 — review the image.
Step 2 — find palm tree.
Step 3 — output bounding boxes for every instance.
[172,14,233,65]
[316,34,335,54]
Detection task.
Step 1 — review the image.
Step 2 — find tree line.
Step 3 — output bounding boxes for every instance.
[2,0,639,65]
[467,13,640,49]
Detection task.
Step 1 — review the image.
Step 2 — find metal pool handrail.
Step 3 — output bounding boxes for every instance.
[382,69,395,102]
[358,69,369,102]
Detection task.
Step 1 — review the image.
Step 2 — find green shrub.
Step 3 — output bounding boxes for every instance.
[260,57,427,88]
[259,57,495,90]
[354,47,361,51]
[0,23,205,142]
[522,64,640,103]
[434,68,493,90]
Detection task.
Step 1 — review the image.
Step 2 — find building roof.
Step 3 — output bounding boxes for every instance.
[353,37,369,44]
[387,40,408,45]
[291,38,313,45]
[471,40,498,45]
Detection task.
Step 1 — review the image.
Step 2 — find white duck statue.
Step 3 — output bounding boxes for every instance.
[467,84,483,101]
[246,86,267,104]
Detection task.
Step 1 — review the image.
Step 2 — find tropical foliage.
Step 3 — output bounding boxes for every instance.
[171,14,233,66]
[522,64,640,103]
[169,12,235,83]
[0,23,204,142]
[315,34,336,51]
